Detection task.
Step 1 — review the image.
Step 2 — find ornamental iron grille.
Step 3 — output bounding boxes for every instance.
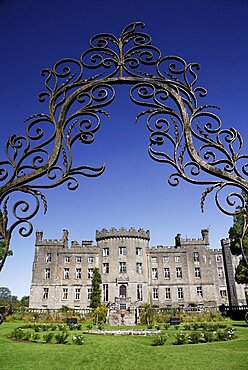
[0,22,248,271]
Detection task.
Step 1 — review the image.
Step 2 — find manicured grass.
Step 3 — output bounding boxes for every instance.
[0,322,248,370]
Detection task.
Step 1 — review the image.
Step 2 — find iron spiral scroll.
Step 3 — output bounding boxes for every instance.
[0,22,247,271]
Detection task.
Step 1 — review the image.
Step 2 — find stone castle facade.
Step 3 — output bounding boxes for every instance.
[29,228,245,310]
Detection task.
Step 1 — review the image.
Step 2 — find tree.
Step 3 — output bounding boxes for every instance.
[0,287,18,308]
[228,192,248,284]
[0,287,11,299]
[18,296,29,307]
[90,268,102,309]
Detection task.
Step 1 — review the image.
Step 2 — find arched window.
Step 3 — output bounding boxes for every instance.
[119,285,127,298]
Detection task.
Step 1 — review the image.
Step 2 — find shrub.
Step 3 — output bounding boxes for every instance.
[152,333,168,346]
[97,323,104,330]
[72,334,84,345]
[215,329,228,341]
[226,327,236,340]
[174,332,188,345]
[203,331,215,342]
[154,323,161,330]
[23,331,32,341]
[93,305,108,324]
[215,328,236,341]
[33,324,42,332]
[54,331,69,344]
[57,324,67,331]
[188,331,202,344]
[10,328,24,339]
[50,324,57,331]
[31,332,40,341]
[163,322,170,330]
[86,323,93,330]
[192,322,199,330]
[43,332,54,343]
[183,323,191,331]
[200,322,208,330]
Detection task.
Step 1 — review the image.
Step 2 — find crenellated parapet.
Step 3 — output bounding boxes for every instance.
[176,229,210,247]
[35,229,69,248]
[96,227,150,241]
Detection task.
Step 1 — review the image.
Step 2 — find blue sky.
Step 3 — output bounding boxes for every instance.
[0,0,248,298]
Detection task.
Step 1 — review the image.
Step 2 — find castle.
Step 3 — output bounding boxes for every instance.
[29,228,245,310]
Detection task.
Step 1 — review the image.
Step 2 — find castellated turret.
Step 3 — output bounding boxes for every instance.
[96,227,150,241]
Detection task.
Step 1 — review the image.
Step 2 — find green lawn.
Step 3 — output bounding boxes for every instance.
[0,322,247,370]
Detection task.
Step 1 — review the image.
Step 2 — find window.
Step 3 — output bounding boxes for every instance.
[119,247,127,256]
[76,256,82,263]
[220,288,227,297]
[193,252,199,262]
[43,288,49,299]
[62,288,68,300]
[136,247,142,256]
[119,262,126,273]
[218,267,224,277]
[137,284,143,301]
[153,287,158,300]
[103,262,109,274]
[88,268,93,279]
[165,287,171,300]
[103,284,109,302]
[64,256,70,263]
[216,255,222,263]
[151,257,157,263]
[75,288,80,300]
[45,268,50,279]
[88,257,94,263]
[103,248,109,257]
[196,286,203,297]
[76,268,82,279]
[175,256,181,263]
[64,268,69,279]
[119,285,127,298]
[195,267,201,278]
[152,268,158,279]
[176,267,182,278]
[177,287,183,299]
[164,268,170,279]
[136,263,142,274]
[163,256,169,263]
[46,253,51,263]
[87,288,92,300]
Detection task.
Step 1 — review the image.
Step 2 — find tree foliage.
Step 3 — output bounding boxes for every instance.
[90,268,102,309]
[228,192,248,284]
[0,287,29,309]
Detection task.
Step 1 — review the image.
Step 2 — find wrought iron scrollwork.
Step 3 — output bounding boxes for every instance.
[0,22,248,271]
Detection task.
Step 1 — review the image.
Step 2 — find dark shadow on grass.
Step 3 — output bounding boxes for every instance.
[232,322,248,328]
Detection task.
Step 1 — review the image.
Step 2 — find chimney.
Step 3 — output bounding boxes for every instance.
[201,229,209,245]
[62,229,69,248]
